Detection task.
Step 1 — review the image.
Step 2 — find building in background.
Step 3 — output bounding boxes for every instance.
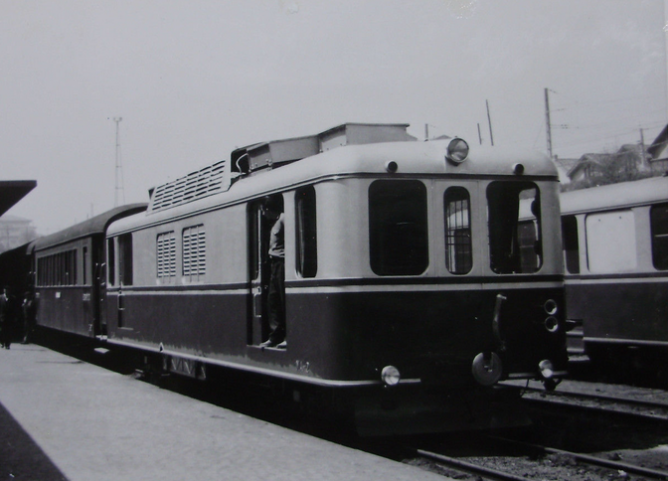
[0,214,38,253]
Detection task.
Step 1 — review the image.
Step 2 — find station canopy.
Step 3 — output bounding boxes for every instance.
[0,180,37,217]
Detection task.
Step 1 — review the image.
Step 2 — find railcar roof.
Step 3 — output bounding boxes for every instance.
[34,203,147,251]
[108,139,556,234]
[560,175,668,215]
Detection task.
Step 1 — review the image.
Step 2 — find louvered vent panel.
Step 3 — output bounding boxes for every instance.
[149,160,229,212]
[157,232,176,278]
[183,225,205,281]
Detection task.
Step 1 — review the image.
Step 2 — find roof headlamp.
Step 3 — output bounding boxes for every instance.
[445,138,469,165]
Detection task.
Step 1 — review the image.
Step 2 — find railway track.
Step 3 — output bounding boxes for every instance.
[410,436,668,481]
[513,382,668,422]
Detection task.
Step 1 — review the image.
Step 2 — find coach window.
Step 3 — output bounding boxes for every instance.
[295,186,317,278]
[487,181,542,274]
[369,180,428,276]
[107,238,116,286]
[444,187,472,274]
[83,247,88,285]
[650,203,668,270]
[118,233,133,286]
[586,210,636,273]
[561,215,580,274]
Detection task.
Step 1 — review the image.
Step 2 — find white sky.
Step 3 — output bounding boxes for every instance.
[1,0,667,234]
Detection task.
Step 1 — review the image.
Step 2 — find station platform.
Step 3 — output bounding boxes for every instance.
[0,344,449,481]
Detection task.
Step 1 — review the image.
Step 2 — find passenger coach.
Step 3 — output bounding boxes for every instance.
[104,123,568,434]
[32,204,147,338]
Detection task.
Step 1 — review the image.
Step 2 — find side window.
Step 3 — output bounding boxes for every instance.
[157,231,176,279]
[295,186,317,278]
[66,250,77,285]
[650,203,668,270]
[183,225,206,282]
[369,180,428,276]
[118,233,133,286]
[107,238,116,287]
[83,246,88,285]
[444,187,472,274]
[487,181,542,274]
[586,210,636,273]
[561,215,580,274]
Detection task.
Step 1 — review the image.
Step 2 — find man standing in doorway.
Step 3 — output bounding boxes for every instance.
[261,196,286,349]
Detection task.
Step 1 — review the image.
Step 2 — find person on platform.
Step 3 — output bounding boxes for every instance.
[260,196,286,349]
[0,288,13,349]
[21,290,36,344]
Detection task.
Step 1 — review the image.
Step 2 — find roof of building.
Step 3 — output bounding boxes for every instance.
[0,180,36,217]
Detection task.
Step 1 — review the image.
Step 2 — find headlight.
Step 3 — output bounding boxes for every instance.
[544,299,558,315]
[539,359,554,379]
[544,316,559,333]
[446,138,469,165]
[381,365,401,386]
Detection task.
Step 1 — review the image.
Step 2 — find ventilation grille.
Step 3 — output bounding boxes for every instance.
[157,231,176,278]
[149,160,229,213]
[182,225,206,280]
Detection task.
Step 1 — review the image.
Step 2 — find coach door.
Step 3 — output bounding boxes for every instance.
[247,201,269,345]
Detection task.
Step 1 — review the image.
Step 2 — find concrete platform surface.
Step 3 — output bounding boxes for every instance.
[0,345,449,481]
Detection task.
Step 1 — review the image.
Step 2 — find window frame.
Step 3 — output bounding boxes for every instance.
[368,179,429,276]
[444,186,473,275]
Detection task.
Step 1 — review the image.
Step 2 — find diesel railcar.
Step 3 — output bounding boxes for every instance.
[561,175,668,371]
[101,123,568,435]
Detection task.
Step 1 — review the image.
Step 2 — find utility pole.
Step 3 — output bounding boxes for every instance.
[113,117,125,207]
[544,88,553,160]
[486,100,494,146]
[640,128,649,171]
[477,123,483,145]
[425,123,429,141]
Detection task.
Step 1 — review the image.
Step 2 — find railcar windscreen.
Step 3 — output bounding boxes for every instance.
[487,181,542,274]
[369,180,428,276]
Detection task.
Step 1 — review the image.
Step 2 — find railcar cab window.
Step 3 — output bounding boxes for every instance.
[107,238,115,286]
[295,186,317,278]
[118,233,133,286]
[444,187,472,274]
[487,181,542,274]
[369,180,428,276]
[650,202,668,270]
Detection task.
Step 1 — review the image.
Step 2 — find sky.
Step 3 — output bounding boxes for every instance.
[1,0,667,235]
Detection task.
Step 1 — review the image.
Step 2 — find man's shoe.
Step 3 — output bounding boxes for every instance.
[260,339,276,348]
[276,340,287,349]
